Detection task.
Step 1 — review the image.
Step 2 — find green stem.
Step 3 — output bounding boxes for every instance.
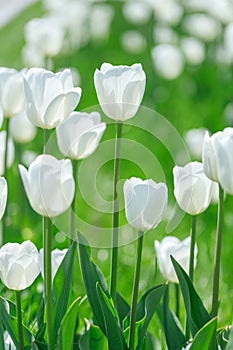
[129,232,144,350]
[43,216,53,350]
[2,118,9,243]
[211,185,224,318]
[16,291,24,350]
[43,129,50,154]
[175,283,180,320]
[110,122,123,303]
[70,159,78,243]
[189,215,196,282]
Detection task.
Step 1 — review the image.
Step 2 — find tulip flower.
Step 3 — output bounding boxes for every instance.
[39,248,68,282]
[94,62,146,121]
[154,236,198,283]
[23,68,81,129]
[0,240,40,290]
[124,177,168,232]
[184,128,207,160]
[9,111,37,144]
[56,111,106,159]
[18,154,75,217]
[0,68,25,118]
[0,131,15,176]
[0,176,7,220]
[173,161,213,215]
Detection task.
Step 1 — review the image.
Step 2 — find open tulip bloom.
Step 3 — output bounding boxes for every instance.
[0,176,7,220]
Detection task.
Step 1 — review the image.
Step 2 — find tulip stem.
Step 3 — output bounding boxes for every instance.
[15,291,24,350]
[129,231,144,350]
[43,129,50,154]
[110,121,123,303]
[2,118,9,243]
[43,216,53,350]
[189,215,196,282]
[175,283,180,319]
[70,160,78,243]
[211,185,224,318]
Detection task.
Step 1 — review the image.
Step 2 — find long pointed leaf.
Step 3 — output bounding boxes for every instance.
[189,318,217,350]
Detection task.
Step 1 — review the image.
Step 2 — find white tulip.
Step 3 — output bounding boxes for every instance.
[94,63,146,121]
[0,176,7,220]
[124,177,168,232]
[181,37,205,66]
[183,14,220,42]
[202,128,233,194]
[39,248,68,282]
[173,162,212,215]
[4,331,16,350]
[0,68,24,117]
[23,68,81,129]
[9,111,37,143]
[56,111,106,160]
[122,2,152,25]
[154,236,198,283]
[184,128,207,160]
[121,31,147,54]
[0,131,15,176]
[18,154,75,217]
[0,240,40,290]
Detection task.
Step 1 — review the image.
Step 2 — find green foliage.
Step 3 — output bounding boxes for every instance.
[79,323,107,350]
[189,318,217,350]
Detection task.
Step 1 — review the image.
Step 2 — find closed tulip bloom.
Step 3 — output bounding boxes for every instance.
[154,236,198,283]
[0,176,7,220]
[39,248,68,281]
[0,68,24,117]
[94,63,146,121]
[0,240,40,290]
[124,177,168,232]
[23,68,81,129]
[173,161,212,215]
[203,128,233,194]
[0,131,15,175]
[9,111,37,143]
[18,154,75,217]
[56,111,106,159]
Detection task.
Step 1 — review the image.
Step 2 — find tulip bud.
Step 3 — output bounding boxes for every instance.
[0,176,7,220]
[39,248,68,282]
[56,111,106,159]
[0,131,15,176]
[23,68,82,129]
[173,161,213,215]
[124,177,168,232]
[94,63,146,121]
[18,154,75,217]
[0,240,40,290]
[183,128,207,160]
[9,111,37,144]
[154,236,198,283]
[202,128,233,194]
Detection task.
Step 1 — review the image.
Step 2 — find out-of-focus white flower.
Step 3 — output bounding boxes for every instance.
[21,151,37,167]
[9,111,37,143]
[173,162,213,215]
[223,102,233,125]
[0,240,40,290]
[39,248,68,282]
[154,236,197,283]
[42,0,69,11]
[90,5,113,41]
[0,106,3,128]
[0,68,24,117]
[153,26,178,44]
[183,14,221,42]
[121,31,147,54]
[24,17,65,57]
[152,44,184,80]
[23,68,81,129]
[152,0,183,26]
[4,331,16,350]
[19,154,75,217]
[0,131,15,176]
[224,23,233,59]
[215,45,233,65]
[184,128,207,160]
[181,37,205,65]
[124,177,168,232]
[0,177,7,220]
[122,1,152,25]
[207,0,233,24]
[56,111,106,160]
[94,63,146,121]
[22,44,46,68]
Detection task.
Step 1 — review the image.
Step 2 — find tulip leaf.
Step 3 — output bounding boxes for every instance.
[0,297,32,347]
[171,256,210,336]
[142,333,160,350]
[0,323,4,350]
[53,241,77,339]
[57,296,83,350]
[35,323,46,343]
[79,323,107,350]
[189,317,217,350]
[116,293,130,326]
[96,283,128,350]
[162,285,186,350]
[78,231,109,335]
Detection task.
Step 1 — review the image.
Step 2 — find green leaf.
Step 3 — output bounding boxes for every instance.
[35,323,46,342]
[189,317,217,350]
[78,232,109,335]
[116,293,130,326]
[79,323,107,350]
[162,285,186,350]
[0,297,32,347]
[171,256,210,336]
[57,297,82,350]
[53,241,77,339]
[96,284,127,350]
[142,333,160,350]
